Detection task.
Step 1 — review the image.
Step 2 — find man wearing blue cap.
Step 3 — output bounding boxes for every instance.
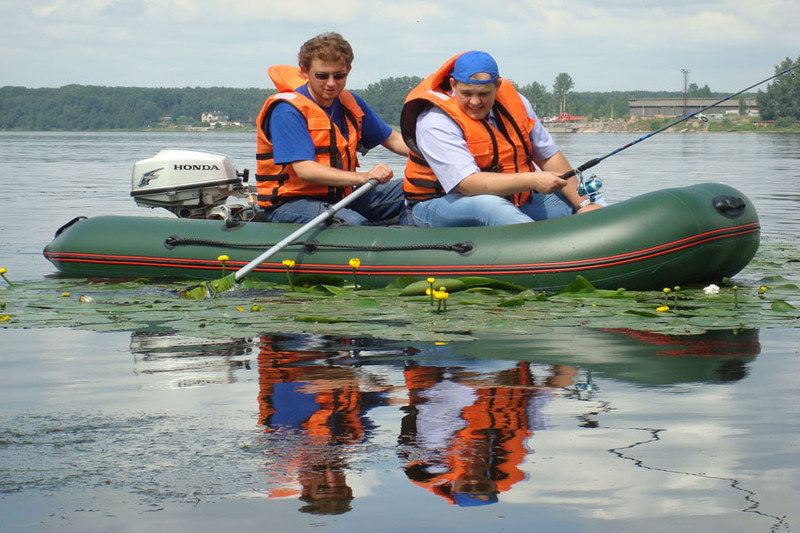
[401,50,604,226]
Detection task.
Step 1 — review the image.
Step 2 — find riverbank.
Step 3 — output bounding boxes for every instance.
[571,116,800,134]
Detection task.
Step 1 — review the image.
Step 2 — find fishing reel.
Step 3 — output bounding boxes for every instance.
[576,171,604,201]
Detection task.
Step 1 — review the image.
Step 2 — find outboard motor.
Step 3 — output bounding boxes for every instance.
[130,149,257,220]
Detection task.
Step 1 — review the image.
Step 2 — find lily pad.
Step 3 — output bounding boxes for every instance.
[558,276,627,297]
[458,277,527,292]
[400,278,466,296]
[771,300,797,312]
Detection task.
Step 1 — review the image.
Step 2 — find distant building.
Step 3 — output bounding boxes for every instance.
[201,111,229,124]
[627,97,758,118]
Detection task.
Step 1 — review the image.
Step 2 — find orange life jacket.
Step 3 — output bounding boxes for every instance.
[401,53,536,205]
[400,379,532,503]
[255,65,365,208]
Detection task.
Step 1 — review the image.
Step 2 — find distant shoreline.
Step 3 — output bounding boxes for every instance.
[2,117,798,134]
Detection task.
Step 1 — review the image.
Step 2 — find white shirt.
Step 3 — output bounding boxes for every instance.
[415,93,560,193]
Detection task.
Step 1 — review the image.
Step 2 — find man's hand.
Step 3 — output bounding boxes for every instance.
[530,171,569,194]
[366,163,394,184]
[577,202,604,213]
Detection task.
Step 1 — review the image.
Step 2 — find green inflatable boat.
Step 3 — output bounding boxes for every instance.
[43,154,759,291]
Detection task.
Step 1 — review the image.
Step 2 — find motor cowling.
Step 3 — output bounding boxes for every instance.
[130,149,254,219]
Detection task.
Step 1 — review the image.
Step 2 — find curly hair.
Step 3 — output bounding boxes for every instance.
[298,32,354,69]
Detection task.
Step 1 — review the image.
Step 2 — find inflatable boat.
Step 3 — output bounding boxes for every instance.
[43,150,760,291]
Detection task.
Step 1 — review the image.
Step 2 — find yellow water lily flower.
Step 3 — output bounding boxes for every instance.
[0,314,10,322]
[217,255,230,275]
[250,303,263,312]
[349,258,362,289]
[427,278,436,305]
[433,288,449,312]
[236,306,244,312]
[282,259,296,291]
[656,305,670,312]
[61,291,71,297]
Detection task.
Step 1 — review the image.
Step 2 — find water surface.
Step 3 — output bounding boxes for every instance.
[1,131,799,532]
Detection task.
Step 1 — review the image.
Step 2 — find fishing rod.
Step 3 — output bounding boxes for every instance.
[561,62,800,191]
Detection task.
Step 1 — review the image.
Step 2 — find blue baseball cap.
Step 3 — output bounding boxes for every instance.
[452,51,499,85]
[452,492,499,507]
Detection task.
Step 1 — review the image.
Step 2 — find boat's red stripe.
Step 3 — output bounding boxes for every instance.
[44,223,760,276]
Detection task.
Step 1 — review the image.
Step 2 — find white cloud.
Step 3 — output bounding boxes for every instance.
[1,0,798,90]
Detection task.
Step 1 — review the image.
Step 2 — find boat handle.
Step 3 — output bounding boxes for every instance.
[712,195,746,219]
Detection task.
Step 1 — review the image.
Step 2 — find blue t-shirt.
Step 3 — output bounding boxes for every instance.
[267,84,392,165]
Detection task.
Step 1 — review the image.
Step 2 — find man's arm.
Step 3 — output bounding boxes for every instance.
[417,106,567,198]
[455,168,566,197]
[292,160,394,186]
[535,151,603,213]
[381,130,409,157]
[269,102,394,187]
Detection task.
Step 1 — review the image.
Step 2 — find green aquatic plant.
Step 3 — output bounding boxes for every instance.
[2,242,799,340]
[434,286,449,313]
[217,255,229,277]
[282,259,296,292]
[349,258,361,289]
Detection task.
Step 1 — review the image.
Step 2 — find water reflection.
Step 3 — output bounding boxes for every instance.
[397,360,575,506]
[130,332,253,388]
[127,328,761,515]
[256,334,398,514]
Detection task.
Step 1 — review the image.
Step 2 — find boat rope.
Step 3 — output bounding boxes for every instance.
[164,235,475,255]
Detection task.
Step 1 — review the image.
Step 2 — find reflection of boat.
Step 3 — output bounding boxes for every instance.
[129,331,253,388]
[44,182,759,291]
[447,328,760,386]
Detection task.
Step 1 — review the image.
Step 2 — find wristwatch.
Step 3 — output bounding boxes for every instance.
[577,198,593,209]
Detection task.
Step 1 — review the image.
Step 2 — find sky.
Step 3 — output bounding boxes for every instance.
[1,0,798,93]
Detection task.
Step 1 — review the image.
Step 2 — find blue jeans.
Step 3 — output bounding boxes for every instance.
[264,179,408,226]
[409,191,599,227]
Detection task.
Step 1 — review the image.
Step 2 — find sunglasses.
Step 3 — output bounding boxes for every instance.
[312,71,348,81]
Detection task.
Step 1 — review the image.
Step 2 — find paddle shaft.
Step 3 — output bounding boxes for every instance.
[233,179,379,281]
[559,62,800,180]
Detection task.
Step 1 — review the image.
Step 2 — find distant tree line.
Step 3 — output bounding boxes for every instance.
[0,85,271,130]
[2,56,797,131]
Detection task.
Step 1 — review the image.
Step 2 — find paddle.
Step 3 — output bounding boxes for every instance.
[179,179,379,299]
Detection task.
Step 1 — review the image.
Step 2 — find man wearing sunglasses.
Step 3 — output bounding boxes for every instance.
[256,32,409,225]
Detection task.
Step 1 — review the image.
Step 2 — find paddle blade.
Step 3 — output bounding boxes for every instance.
[178,273,237,300]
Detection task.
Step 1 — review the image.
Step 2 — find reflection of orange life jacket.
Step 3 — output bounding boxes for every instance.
[401,52,536,205]
[255,65,365,208]
[256,336,367,443]
[401,366,533,503]
[456,386,530,492]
